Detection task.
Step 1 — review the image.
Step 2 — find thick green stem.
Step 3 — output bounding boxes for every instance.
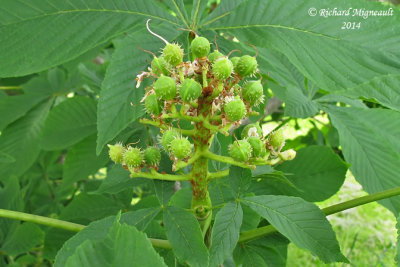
[130,169,190,181]
[238,186,400,243]
[0,209,84,232]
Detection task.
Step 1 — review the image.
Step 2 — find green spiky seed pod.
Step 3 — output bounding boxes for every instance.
[247,136,266,158]
[268,128,285,151]
[242,80,264,106]
[241,123,263,139]
[212,57,233,80]
[191,37,210,58]
[170,137,192,160]
[144,147,161,167]
[123,147,143,168]
[224,97,246,121]
[154,75,176,100]
[151,57,170,76]
[145,94,163,115]
[107,143,125,164]
[161,129,180,153]
[162,43,183,66]
[235,55,258,77]
[229,140,252,162]
[208,50,224,63]
[231,57,240,68]
[179,78,202,102]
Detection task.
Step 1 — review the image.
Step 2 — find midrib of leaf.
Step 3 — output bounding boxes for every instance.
[191,0,202,28]
[206,24,338,40]
[241,198,337,250]
[165,209,196,255]
[171,0,189,28]
[0,9,179,27]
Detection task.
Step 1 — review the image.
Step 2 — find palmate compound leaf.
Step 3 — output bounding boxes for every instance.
[209,202,243,267]
[63,213,166,267]
[323,105,400,214]
[96,22,180,154]
[54,208,161,266]
[241,195,347,263]
[201,0,400,92]
[0,0,178,77]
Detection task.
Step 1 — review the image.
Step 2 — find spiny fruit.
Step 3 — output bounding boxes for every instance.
[208,50,224,63]
[224,97,246,121]
[241,123,263,138]
[170,137,192,160]
[107,143,125,164]
[145,94,163,115]
[268,128,285,151]
[247,136,266,158]
[231,57,240,68]
[154,75,176,100]
[144,147,161,167]
[279,149,296,161]
[229,139,252,162]
[191,37,210,59]
[123,147,143,168]
[160,129,180,153]
[242,80,264,106]
[212,57,233,80]
[179,78,202,102]
[235,55,258,77]
[162,43,183,66]
[151,57,170,76]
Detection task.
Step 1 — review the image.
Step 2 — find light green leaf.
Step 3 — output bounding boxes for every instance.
[163,206,209,267]
[191,0,208,28]
[199,0,243,29]
[167,0,190,28]
[0,0,178,77]
[337,74,400,111]
[203,0,400,91]
[323,105,400,214]
[55,208,160,266]
[241,195,347,263]
[63,134,109,186]
[273,146,348,202]
[1,223,44,257]
[96,23,179,154]
[41,96,97,150]
[0,99,52,179]
[209,202,243,267]
[64,215,166,267]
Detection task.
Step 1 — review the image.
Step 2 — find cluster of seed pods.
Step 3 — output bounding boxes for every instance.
[108,22,295,172]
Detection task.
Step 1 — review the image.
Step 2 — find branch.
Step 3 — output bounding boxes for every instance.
[0,209,172,249]
[174,150,202,171]
[238,186,400,243]
[208,169,230,180]
[139,118,194,136]
[130,169,190,181]
[202,150,255,169]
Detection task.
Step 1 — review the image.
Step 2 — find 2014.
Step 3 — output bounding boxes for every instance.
[341,22,361,29]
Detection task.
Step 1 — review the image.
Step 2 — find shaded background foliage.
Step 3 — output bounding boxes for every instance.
[0,0,399,266]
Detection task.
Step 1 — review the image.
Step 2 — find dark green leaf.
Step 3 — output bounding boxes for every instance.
[54,208,160,266]
[41,96,97,150]
[0,99,52,179]
[153,180,175,206]
[63,134,109,186]
[209,202,243,267]
[0,0,178,77]
[163,206,209,266]
[241,195,347,263]
[323,105,400,214]
[0,151,15,163]
[230,166,252,198]
[1,223,44,257]
[64,215,166,267]
[95,165,134,194]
